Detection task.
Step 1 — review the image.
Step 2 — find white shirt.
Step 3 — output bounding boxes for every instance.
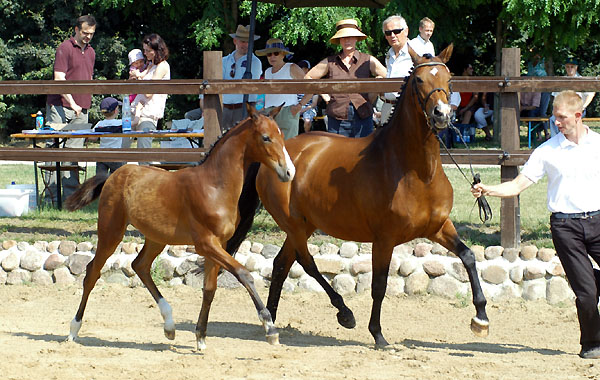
[222,51,262,104]
[264,63,299,108]
[450,92,461,108]
[408,35,435,57]
[94,119,124,149]
[521,126,600,213]
[384,44,413,101]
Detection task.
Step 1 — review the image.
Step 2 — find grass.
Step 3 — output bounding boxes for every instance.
[0,162,552,248]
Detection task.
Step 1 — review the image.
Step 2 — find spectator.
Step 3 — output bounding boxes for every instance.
[296,60,319,133]
[130,33,170,157]
[93,97,125,176]
[474,92,494,140]
[472,91,600,360]
[381,14,413,124]
[527,51,551,118]
[303,18,387,137]
[222,25,262,131]
[184,96,203,120]
[457,63,479,124]
[44,14,97,204]
[408,17,435,57]
[256,38,304,139]
[549,58,596,136]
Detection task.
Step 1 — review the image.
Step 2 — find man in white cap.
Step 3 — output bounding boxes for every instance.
[302,18,386,137]
[222,25,262,131]
[408,17,435,57]
[380,14,413,124]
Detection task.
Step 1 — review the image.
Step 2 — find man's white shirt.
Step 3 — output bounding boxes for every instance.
[408,35,435,57]
[384,44,413,101]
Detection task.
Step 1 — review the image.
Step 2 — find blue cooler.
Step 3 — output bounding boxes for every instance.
[453,123,476,143]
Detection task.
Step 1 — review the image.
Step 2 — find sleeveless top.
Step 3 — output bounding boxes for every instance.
[264,63,299,108]
[326,51,372,120]
[135,61,171,120]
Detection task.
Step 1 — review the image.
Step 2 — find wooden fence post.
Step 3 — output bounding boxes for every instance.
[202,51,223,149]
[500,47,521,248]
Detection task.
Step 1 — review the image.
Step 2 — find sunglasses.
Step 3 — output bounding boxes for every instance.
[267,52,280,57]
[230,60,247,78]
[384,28,404,37]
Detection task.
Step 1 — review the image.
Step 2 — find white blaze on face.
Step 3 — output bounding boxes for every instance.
[437,99,452,118]
[430,67,438,76]
[283,146,296,180]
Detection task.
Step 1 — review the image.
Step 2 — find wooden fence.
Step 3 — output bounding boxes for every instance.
[2,48,600,247]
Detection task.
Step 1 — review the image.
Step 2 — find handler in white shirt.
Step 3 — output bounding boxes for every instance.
[408,17,435,57]
[381,14,413,124]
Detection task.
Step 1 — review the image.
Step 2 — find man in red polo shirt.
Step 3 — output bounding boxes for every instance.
[44,15,96,203]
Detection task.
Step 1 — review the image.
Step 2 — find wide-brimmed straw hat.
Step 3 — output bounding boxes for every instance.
[229,25,260,42]
[329,19,367,45]
[256,38,293,56]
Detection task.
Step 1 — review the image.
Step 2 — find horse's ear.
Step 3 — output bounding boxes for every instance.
[408,44,422,64]
[246,102,260,121]
[269,103,284,118]
[438,44,453,64]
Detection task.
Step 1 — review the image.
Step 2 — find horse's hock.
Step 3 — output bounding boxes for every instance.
[0,239,575,304]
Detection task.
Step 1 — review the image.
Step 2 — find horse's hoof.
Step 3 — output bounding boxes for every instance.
[470,317,489,337]
[65,335,75,342]
[266,333,280,345]
[196,338,207,351]
[164,328,176,340]
[337,310,356,329]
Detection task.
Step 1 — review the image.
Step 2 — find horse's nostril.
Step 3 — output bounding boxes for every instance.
[433,107,442,116]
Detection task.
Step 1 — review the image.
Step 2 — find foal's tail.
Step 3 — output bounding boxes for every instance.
[225,162,261,256]
[64,173,110,211]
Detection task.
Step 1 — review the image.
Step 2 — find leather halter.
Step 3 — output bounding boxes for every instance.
[411,61,450,131]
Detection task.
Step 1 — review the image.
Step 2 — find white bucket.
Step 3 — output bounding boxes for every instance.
[0,189,32,217]
[6,184,37,211]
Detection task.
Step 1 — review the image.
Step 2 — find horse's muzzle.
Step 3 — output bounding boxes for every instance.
[276,147,296,182]
[432,103,452,131]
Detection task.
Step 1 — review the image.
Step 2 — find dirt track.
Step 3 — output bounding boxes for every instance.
[0,284,598,380]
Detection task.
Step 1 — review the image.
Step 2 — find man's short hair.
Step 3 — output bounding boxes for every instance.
[554,90,584,113]
[419,17,435,28]
[382,15,408,32]
[76,15,96,29]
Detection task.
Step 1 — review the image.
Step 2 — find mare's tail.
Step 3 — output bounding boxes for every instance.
[64,173,110,211]
[225,162,261,256]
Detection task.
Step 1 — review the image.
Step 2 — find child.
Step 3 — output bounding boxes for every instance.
[128,49,147,103]
[94,97,126,176]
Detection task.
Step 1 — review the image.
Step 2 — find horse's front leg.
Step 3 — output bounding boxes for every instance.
[432,219,489,337]
[195,258,219,351]
[368,241,394,347]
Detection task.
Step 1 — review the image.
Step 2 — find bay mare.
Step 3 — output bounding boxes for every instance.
[228,45,490,347]
[64,105,295,350]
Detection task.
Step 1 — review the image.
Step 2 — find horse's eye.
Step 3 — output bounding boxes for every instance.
[416,76,424,83]
[262,135,271,143]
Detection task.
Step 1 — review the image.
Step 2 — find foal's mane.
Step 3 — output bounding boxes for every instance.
[198,116,252,165]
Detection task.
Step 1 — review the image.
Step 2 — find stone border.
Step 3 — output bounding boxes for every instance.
[0,239,575,304]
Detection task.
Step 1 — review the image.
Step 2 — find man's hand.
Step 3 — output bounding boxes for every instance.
[71,103,83,116]
[471,183,485,198]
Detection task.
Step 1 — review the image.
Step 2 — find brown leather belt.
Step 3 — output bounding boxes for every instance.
[223,102,255,110]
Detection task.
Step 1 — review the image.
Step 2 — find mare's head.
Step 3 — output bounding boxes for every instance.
[407,44,453,131]
[245,104,295,182]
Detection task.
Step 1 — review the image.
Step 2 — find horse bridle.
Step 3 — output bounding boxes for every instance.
[411,61,450,131]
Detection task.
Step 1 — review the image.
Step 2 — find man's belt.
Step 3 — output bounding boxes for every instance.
[551,210,600,219]
[223,102,256,110]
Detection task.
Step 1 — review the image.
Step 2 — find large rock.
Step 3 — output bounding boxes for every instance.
[339,242,358,258]
[67,253,94,275]
[47,241,61,253]
[20,249,45,271]
[431,243,448,256]
[546,277,574,305]
[547,261,565,277]
[470,245,485,261]
[314,254,344,274]
[184,271,203,289]
[16,242,31,251]
[350,255,372,275]
[520,245,538,261]
[307,244,320,256]
[428,275,466,298]
[393,244,413,258]
[259,262,273,279]
[2,252,20,271]
[76,241,94,252]
[44,253,66,270]
[250,242,264,254]
[481,265,508,285]
[509,265,524,283]
[168,245,189,258]
[484,246,504,260]
[399,259,418,277]
[217,271,242,289]
[449,261,469,282]
[414,242,433,257]
[320,243,339,256]
[522,279,546,301]
[31,270,53,285]
[105,272,130,286]
[175,259,199,276]
[298,274,325,292]
[538,248,556,262]
[502,248,519,263]
[423,260,446,277]
[58,241,77,256]
[289,262,306,279]
[386,277,405,296]
[261,244,281,259]
[155,256,176,280]
[2,240,17,250]
[388,255,401,275]
[332,274,356,295]
[6,269,31,285]
[359,243,372,255]
[405,272,429,295]
[356,272,372,293]
[33,241,49,252]
[236,240,252,255]
[0,268,6,284]
[122,259,136,277]
[523,265,545,280]
[53,267,75,285]
[245,254,266,272]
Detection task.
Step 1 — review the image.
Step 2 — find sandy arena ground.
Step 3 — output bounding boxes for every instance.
[0,284,598,380]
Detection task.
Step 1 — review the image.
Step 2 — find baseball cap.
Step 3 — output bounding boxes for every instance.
[100,97,122,112]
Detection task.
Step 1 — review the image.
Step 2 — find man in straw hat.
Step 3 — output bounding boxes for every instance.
[221,25,262,131]
[256,38,306,139]
[301,18,386,137]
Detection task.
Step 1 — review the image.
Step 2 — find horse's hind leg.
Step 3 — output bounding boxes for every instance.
[267,238,297,322]
[195,258,219,351]
[68,218,126,341]
[433,219,489,337]
[130,240,173,339]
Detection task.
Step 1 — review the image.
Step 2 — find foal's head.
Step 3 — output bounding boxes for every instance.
[408,44,453,131]
[246,104,295,182]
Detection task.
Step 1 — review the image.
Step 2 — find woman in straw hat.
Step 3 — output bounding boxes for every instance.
[256,38,306,139]
[300,18,387,138]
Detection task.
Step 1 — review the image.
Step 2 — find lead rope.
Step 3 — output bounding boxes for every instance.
[437,123,493,223]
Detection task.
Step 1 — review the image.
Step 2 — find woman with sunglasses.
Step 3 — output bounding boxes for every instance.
[256,38,305,139]
[302,19,387,138]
